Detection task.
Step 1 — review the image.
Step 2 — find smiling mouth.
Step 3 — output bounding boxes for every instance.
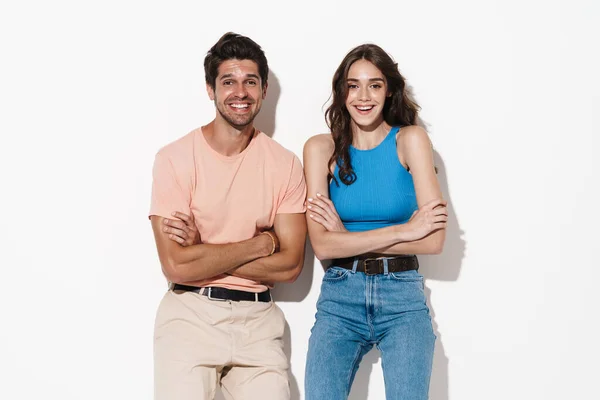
[228,103,252,112]
[355,105,375,113]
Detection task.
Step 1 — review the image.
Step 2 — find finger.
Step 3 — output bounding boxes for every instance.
[163,218,186,230]
[422,198,442,210]
[308,198,331,213]
[316,193,342,218]
[171,211,194,224]
[309,200,330,214]
[433,201,447,210]
[307,202,328,218]
[308,213,333,231]
[432,207,448,216]
[433,215,448,223]
[423,198,446,210]
[316,192,334,205]
[163,226,189,239]
[309,197,337,221]
[168,233,185,244]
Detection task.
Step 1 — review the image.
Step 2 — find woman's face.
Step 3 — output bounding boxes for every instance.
[345,59,389,129]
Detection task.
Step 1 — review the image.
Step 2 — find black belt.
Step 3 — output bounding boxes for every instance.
[332,254,419,275]
[172,284,271,302]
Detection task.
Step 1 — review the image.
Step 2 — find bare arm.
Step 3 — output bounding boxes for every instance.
[303,134,445,260]
[151,215,273,283]
[374,231,442,255]
[230,213,307,283]
[375,126,446,254]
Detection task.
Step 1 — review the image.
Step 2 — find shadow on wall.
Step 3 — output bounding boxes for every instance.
[262,69,314,400]
[231,67,317,305]
[254,70,280,138]
[273,240,315,400]
[421,150,466,400]
[349,125,466,399]
[216,71,314,400]
[213,243,314,400]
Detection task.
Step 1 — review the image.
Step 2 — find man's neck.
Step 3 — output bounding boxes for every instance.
[202,119,256,157]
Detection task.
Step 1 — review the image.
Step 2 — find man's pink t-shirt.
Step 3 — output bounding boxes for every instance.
[149,128,307,292]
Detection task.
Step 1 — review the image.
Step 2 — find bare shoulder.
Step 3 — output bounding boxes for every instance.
[397,125,431,149]
[303,133,334,158]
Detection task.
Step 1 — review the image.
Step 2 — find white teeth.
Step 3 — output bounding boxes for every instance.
[230,104,249,108]
[357,106,373,111]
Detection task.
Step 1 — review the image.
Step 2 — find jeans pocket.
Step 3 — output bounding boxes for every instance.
[322,266,350,282]
[389,270,423,282]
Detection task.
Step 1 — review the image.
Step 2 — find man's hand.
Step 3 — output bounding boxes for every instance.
[162,211,201,247]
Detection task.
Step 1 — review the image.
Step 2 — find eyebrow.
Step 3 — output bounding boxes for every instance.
[220,73,260,81]
[347,77,385,82]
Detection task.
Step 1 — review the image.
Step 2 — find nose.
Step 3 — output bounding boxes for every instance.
[358,86,370,101]
[232,82,248,99]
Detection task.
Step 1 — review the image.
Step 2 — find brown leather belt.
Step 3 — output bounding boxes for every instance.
[331,254,419,275]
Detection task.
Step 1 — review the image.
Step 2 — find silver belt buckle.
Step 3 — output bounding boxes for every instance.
[205,287,227,302]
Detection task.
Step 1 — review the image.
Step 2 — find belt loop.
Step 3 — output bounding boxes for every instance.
[351,258,359,273]
[254,292,259,302]
[200,287,207,295]
[383,258,389,275]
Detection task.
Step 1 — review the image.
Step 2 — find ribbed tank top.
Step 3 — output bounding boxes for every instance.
[329,126,418,232]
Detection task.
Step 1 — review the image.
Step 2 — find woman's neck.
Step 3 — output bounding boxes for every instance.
[351,121,391,150]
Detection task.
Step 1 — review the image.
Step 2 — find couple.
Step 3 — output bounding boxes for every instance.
[149,32,447,400]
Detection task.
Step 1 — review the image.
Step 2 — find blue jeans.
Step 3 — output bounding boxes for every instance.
[305,266,435,400]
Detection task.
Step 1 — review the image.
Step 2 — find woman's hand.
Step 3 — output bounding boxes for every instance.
[403,198,447,241]
[307,193,347,232]
[162,211,201,247]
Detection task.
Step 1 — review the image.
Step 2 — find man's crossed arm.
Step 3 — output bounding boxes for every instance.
[150,212,307,285]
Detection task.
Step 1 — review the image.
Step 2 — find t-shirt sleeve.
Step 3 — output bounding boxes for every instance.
[277,155,307,214]
[149,151,191,219]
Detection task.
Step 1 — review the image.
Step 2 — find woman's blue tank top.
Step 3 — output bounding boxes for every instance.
[329,126,418,232]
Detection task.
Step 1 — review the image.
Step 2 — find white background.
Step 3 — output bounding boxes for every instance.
[1,0,599,399]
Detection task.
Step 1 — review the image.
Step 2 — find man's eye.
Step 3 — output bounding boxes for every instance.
[246,81,257,86]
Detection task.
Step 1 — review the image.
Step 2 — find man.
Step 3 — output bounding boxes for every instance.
[149,32,307,400]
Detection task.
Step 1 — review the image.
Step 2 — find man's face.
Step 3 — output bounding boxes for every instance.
[207,59,267,129]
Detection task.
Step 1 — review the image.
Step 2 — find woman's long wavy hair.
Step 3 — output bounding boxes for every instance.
[326,44,421,185]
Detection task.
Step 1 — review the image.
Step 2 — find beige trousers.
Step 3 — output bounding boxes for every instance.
[154,289,290,400]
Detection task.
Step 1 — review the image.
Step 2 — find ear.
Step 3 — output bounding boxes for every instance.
[262,82,268,99]
[206,83,215,101]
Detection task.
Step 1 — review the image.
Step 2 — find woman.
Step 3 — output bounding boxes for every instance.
[303,44,447,400]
